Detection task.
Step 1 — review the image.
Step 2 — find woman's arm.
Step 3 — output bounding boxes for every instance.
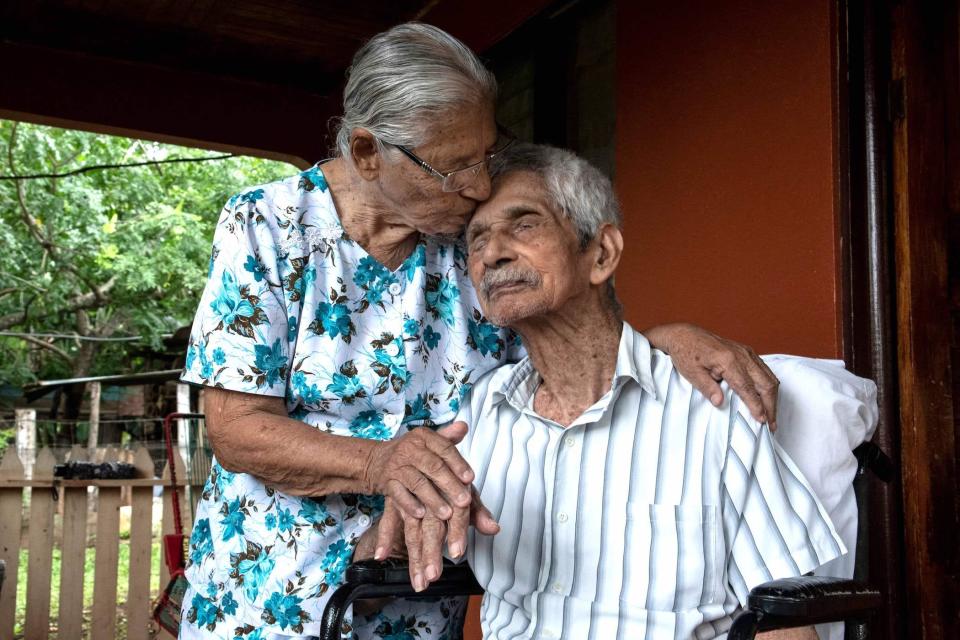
[204,387,474,519]
[643,322,781,430]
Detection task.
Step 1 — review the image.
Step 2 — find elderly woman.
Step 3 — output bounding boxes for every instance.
[179,22,778,640]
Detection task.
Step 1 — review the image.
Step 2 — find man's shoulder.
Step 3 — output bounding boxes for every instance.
[632,327,764,436]
[464,358,530,408]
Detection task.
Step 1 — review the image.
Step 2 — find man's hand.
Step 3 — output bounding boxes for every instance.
[643,323,780,430]
[375,486,500,591]
[362,422,474,520]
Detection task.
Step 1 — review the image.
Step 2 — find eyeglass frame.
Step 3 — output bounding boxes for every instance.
[389,126,516,193]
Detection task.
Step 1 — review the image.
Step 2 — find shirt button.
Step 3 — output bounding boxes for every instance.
[552,584,563,594]
[384,413,400,428]
[386,342,401,357]
[557,512,568,523]
[357,514,371,527]
[543,629,556,638]
[565,437,575,448]
[388,282,402,295]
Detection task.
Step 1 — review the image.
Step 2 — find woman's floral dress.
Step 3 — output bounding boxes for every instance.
[179,164,521,639]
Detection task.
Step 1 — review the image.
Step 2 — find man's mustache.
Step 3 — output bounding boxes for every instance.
[479,267,542,297]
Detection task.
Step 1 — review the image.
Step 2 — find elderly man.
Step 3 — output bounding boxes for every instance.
[380,143,847,640]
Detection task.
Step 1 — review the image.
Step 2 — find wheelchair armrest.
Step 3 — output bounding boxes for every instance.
[728,576,882,639]
[853,441,896,482]
[317,559,482,640]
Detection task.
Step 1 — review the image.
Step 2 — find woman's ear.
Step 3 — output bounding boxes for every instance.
[589,224,624,286]
[348,128,382,181]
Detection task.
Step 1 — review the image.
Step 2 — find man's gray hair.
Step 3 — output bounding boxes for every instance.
[335,23,497,157]
[489,143,622,247]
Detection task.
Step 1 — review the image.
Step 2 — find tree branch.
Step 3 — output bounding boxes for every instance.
[15,333,73,364]
[0,275,116,330]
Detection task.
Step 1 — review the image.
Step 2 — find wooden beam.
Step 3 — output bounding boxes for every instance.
[0,41,339,166]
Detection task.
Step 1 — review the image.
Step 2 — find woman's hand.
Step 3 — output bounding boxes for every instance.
[362,422,475,520]
[644,323,781,430]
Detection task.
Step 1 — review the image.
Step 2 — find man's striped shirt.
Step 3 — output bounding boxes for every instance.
[455,322,845,639]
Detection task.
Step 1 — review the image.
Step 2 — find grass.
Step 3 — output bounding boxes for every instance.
[11,495,165,640]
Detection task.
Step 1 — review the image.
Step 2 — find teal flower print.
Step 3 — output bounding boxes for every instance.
[371,339,410,393]
[353,256,398,308]
[277,507,295,533]
[374,615,422,640]
[210,270,266,338]
[425,274,460,327]
[320,538,353,586]
[231,541,276,602]
[403,394,432,426]
[423,325,441,350]
[212,347,226,365]
[399,243,426,282]
[253,339,287,387]
[243,255,268,282]
[265,513,277,530]
[190,518,214,565]
[467,318,503,357]
[403,317,420,337]
[220,497,246,541]
[310,301,355,341]
[228,188,265,208]
[186,344,197,370]
[287,315,298,342]
[187,591,222,631]
[298,165,328,192]
[349,410,392,440]
[262,591,309,632]
[326,361,366,403]
[298,498,338,533]
[221,591,239,616]
[291,371,323,405]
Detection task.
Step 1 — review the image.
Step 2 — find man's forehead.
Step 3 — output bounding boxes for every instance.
[471,172,553,224]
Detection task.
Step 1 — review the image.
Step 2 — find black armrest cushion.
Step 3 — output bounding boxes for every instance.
[749,576,881,629]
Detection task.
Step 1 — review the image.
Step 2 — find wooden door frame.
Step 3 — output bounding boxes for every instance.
[836,1,906,638]
[839,0,960,637]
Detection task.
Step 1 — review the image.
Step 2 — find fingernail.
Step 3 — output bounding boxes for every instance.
[413,574,425,592]
[439,506,452,519]
[449,542,463,558]
[415,507,425,518]
[374,546,386,560]
[711,393,723,406]
[458,492,471,506]
[461,470,473,482]
[426,565,439,581]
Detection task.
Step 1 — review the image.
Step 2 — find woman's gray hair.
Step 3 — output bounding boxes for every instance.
[489,143,622,247]
[335,23,497,157]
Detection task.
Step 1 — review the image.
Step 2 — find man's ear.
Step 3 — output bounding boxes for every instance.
[348,128,382,181]
[589,224,624,286]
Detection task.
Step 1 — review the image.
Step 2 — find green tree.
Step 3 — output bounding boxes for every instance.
[0,120,297,432]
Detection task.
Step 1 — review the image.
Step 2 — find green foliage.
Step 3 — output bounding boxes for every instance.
[0,120,297,386]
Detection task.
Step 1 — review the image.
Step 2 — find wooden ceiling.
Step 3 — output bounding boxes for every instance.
[0,0,555,162]
[0,0,444,93]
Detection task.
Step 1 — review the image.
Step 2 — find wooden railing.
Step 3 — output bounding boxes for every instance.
[0,442,207,640]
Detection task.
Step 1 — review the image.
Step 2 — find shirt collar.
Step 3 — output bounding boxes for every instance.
[491,321,659,411]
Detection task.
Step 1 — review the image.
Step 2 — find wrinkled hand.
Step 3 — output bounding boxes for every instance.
[645,323,780,430]
[362,422,474,520]
[375,486,500,591]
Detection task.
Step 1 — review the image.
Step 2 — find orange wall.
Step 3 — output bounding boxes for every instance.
[615,0,842,357]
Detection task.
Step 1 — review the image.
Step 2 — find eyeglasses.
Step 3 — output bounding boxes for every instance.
[391,128,516,193]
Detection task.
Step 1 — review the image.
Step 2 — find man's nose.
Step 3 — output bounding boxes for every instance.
[480,230,516,268]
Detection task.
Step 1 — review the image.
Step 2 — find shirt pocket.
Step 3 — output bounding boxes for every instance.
[626,503,722,611]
